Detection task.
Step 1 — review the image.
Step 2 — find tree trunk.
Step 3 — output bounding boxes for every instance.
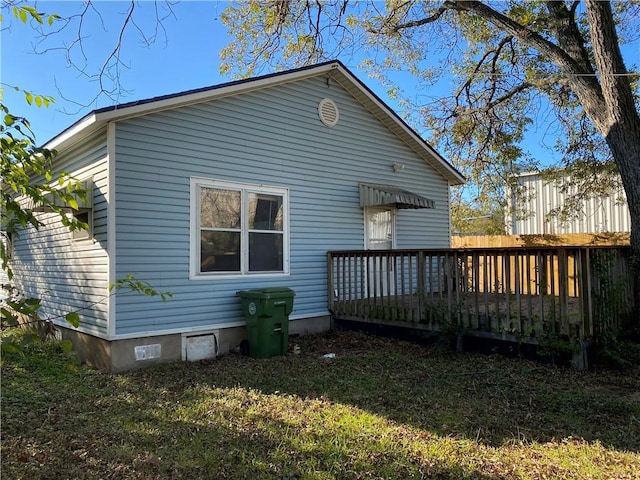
[584,0,640,326]
[606,124,640,330]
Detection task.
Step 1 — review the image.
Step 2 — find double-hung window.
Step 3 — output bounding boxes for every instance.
[191,178,288,277]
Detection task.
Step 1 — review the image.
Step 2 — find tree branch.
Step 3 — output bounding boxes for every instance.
[96,1,135,95]
[584,0,639,129]
[455,36,519,114]
[394,5,448,32]
[569,1,580,18]
[544,0,593,75]
[484,81,534,112]
[443,1,606,118]
[25,1,176,109]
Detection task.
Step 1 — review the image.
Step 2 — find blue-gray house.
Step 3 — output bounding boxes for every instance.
[11,61,464,371]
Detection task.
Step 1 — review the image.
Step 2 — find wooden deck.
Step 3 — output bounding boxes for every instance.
[328,247,634,350]
[333,293,582,338]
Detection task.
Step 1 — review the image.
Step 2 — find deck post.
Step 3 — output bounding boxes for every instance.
[580,248,593,340]
[417,250,425,324]
[572,341,589,370]
[448,252,456,325]
[558,248,569,336]
[327,252,335,314]
[503,251,511,337]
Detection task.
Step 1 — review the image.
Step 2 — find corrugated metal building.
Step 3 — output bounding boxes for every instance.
[507,171,631,235]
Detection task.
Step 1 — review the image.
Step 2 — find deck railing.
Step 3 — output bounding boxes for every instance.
[328,247,634,345]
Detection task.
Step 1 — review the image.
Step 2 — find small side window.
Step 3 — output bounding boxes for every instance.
[2,232,13,260]
[72,210,92,241]
[71,178,93,241]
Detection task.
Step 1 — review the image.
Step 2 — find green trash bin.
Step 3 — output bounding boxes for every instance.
[237,287,295,359]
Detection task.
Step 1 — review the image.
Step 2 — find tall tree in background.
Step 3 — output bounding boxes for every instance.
[221,0,640,310]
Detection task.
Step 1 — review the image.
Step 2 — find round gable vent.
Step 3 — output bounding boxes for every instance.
[318,98,339,127]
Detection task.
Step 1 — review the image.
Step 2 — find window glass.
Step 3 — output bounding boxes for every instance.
[249,232,283,272]
[72,210,91,241]
[194,180,287,276]
[248,193,283,231]
[369,210,391,240]
[365,208,394,250]
[200,231,241,272]
[200,188,241,228]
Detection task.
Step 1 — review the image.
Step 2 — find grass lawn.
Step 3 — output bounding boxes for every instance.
[2,329,639,479]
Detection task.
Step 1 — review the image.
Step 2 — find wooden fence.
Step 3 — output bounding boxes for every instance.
[327,247,634,365]
[452,233,630,248]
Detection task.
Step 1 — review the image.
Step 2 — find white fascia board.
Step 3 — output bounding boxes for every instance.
[42,63,340,151]
[44,113,98,151]
[96,63,341,124]
[44,63,338,149]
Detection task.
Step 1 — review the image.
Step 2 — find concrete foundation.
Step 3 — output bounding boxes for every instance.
[60,315,332,372]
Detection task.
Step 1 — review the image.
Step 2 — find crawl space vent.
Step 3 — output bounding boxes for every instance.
[318,98,339,127]
[182,331,218,362]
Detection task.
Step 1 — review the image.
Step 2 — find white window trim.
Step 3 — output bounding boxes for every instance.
[189,177,290,280]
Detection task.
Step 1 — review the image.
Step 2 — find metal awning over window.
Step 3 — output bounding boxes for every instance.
[359,183,435,209]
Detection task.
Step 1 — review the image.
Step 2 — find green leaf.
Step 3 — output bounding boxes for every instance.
[65,312,80,328]
[25,92,33,105]
[20,333,36,346]
[9,297,42,315]
[1,342,19,354]
[18,8,27,24]
[1,308,18,327]
[67,198,79,210]
[21,6,42,23]
[59,339,74,352]
[35,96,43,107]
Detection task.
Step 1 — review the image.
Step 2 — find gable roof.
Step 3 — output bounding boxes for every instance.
[46,60,465,185]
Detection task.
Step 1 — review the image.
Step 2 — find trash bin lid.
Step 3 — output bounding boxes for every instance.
[237,287,295,299]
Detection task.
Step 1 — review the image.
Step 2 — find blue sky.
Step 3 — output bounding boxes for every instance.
[3,1,415,146]
[2,2,237,143]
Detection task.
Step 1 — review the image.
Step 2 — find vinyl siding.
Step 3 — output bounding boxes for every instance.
[113,76,451,335]
[11,129,110,336]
